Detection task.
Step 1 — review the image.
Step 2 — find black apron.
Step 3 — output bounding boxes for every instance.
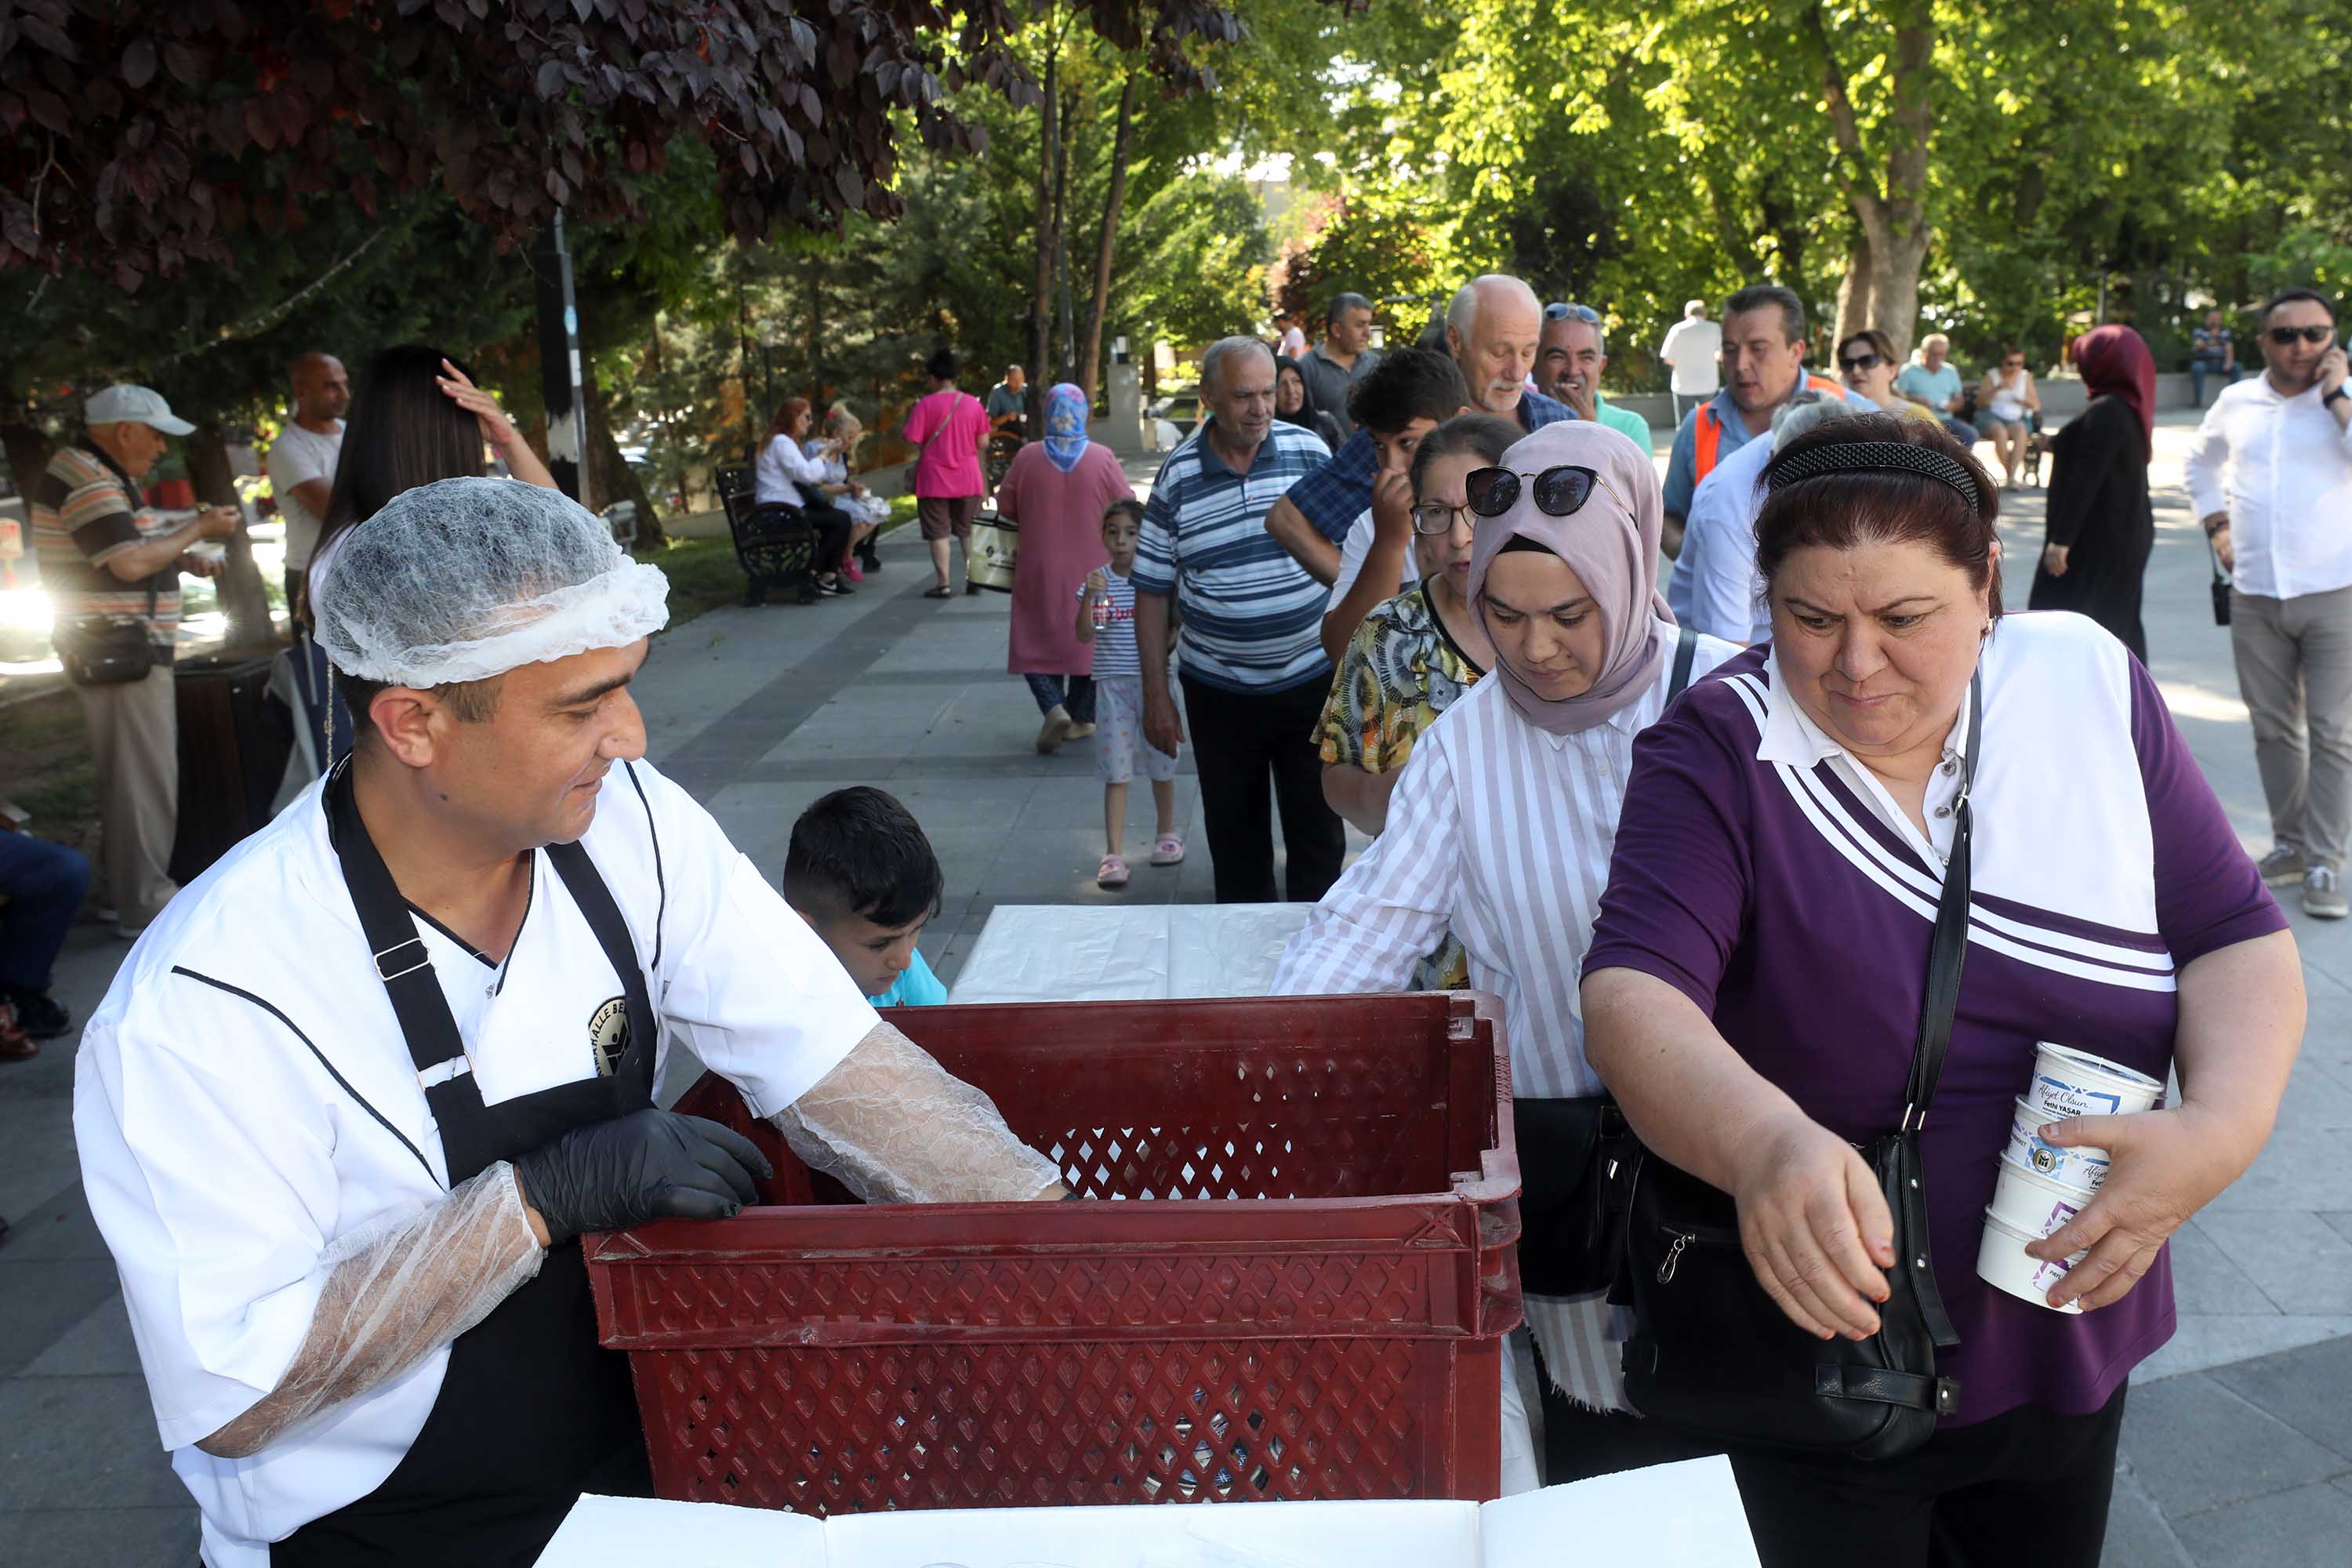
[273,765,658,1565]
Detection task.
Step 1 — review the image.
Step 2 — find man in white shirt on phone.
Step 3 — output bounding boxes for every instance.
[2188,287,2352,919]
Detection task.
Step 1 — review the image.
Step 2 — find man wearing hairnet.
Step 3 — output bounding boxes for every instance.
[74,478,1068,1567]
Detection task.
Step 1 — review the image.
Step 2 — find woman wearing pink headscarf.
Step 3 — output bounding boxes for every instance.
[2031,325,2157,659]
[1271,419,1740,1489]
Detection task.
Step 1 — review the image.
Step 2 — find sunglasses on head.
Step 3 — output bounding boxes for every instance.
[1465,464,1622,520]
[1838,352,1883,372]
[1543,302,1600,324]
[2268,325,2335,346]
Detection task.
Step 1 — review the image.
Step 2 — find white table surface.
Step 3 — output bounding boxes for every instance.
[945,902,1312,1004]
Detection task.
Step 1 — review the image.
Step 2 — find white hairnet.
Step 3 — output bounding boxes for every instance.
[314,477,670,687]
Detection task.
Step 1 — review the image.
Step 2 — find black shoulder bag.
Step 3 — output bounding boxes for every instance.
[1614,673,1978,1461]
[56,582,163,687]
[1512,624,1700,1298]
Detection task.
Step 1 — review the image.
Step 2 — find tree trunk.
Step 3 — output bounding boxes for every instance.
[1873,229,1930,362]
[1,421,52,498]
[1076,71,1140,409]
[1809,0,1936,360]
[1026,24,1061,431]
[804,251,825,401]
[185,423,277,652]
[586,372,665,549]
[1835,231,1878,349]
[1052,86,1080,385]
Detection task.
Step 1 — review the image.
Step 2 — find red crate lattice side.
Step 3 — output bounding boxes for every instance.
[1040,1119,1425,1201]
[644,1336,1450,1515]
[628,1251,1427,1338]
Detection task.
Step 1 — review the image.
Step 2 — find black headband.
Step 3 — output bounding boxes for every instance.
[1767,440,1981,514]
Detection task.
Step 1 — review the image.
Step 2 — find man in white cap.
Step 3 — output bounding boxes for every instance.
[31,385,241,935]
[1658,299,1722,427]
[75,477,1067,1568]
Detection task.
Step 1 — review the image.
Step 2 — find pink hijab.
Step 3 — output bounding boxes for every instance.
[1468,420,1673,735]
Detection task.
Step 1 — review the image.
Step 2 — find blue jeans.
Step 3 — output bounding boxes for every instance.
[2192,358,2237,406]
[0,833,90,993]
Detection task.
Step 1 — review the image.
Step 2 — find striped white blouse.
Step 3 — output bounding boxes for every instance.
[1269,622,1739,1412]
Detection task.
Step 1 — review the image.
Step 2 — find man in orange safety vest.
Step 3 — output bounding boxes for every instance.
[1661,284,1849,557]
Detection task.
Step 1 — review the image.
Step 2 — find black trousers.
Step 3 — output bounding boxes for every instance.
[1543,1380,2125,1568]
[1178,671,1346,904]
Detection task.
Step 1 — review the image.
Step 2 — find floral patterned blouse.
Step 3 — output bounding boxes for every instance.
[1312,581,1486,989]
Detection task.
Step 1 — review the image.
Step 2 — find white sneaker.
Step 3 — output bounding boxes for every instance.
[2303,867,2347,920]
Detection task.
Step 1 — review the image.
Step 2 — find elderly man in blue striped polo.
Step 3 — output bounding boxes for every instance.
[1133,337,1348,903]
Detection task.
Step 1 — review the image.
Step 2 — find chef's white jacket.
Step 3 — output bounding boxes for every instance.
[73,760,877,1568]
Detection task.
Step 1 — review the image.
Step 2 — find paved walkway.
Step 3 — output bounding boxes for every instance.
[3,425,2348,1563]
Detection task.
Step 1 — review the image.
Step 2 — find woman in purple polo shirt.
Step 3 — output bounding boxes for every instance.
[1582,414,2303,1565]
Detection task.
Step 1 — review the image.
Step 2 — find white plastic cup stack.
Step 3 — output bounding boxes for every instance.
[1977,1044,2162,1314]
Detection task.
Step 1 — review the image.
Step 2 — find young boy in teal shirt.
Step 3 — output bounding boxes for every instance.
[783,786,949,1007]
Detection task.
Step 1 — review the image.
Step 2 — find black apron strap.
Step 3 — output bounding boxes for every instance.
[1668,623,1699,702]
[545,839,657,1105]
[325,761,499,1182]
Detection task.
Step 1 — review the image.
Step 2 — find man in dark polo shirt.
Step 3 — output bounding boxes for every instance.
[31,385,239,936]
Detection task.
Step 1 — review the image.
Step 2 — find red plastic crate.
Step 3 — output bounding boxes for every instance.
[584,992,1524,1516]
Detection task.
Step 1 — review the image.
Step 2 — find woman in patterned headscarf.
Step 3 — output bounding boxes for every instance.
[994,384,1135,752]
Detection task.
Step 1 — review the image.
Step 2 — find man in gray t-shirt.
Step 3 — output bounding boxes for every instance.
[264,350,347,604]
[984,364,1028,437]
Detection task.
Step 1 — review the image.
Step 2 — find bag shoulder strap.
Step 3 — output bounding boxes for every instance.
[1667,624,1699,701]
[1900,672,1980,1129]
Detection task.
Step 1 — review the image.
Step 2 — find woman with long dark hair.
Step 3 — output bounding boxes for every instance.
[290,345,559,763]
[754,396,856,604]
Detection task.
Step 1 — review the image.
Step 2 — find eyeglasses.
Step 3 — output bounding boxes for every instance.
[1838,352,1884,372]
[1543,302,1600,324]
[1465,464,1626,520]
[1408,501,1476,535]
[2267,325,2335,346]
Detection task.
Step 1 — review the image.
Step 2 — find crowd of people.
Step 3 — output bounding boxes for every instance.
[5,256,2348,1568]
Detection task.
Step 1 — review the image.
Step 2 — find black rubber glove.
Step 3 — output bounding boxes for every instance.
[514,1109,775,1246]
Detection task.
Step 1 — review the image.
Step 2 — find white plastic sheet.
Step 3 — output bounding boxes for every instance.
[539,1457,1760,1566]
[946,903,1312,1005]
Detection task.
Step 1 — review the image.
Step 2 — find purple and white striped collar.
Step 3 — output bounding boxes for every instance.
[1752,648,1975,773]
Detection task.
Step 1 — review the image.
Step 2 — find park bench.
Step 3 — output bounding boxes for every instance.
[715,465,821,606]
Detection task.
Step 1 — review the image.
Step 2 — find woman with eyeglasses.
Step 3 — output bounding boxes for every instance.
[2029,325,2157,660]
[1273,419,1740,1486]
[1835,331,1943,429]
[1976,347,2042,488]
[1308,412,1514,850]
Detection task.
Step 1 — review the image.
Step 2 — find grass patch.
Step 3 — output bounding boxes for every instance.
[634,498,920,632]
[0,691,100,856]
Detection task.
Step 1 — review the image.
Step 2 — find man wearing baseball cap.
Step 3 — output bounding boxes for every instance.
[31,384,240,935]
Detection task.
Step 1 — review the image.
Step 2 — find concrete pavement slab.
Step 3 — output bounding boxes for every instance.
[2169,1480,2352,1568]
[2211,1334,2352,1462]
[2118,1371,2350,1515]
[0,1375,192,1509]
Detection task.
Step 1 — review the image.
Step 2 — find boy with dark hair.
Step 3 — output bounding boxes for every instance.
[1263,347,1474,590]
[782,786,950,1005]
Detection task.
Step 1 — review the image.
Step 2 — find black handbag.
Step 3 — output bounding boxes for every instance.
[55,584,162,687]
[1513,625,1700,1299]
[2207,534,2232,627]
[1615,675,1979,1462]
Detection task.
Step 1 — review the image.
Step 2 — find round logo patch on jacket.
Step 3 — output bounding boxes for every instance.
[587,996,630,1077]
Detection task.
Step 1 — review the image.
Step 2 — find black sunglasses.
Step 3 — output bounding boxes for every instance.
[1544,302,1600,323]
[1465,464,1621,519]
[1838,352,1883,372]
[2268,325,2335,346]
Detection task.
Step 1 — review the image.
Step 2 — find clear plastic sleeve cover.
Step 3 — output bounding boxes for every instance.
[771,1025,1064,1204]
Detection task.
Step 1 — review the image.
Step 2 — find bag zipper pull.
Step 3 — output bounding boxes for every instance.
[1657,1232,1690,1285]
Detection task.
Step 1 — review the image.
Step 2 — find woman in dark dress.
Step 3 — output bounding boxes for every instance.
[2030,325,2156,659]
[1275,354,1345,453]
